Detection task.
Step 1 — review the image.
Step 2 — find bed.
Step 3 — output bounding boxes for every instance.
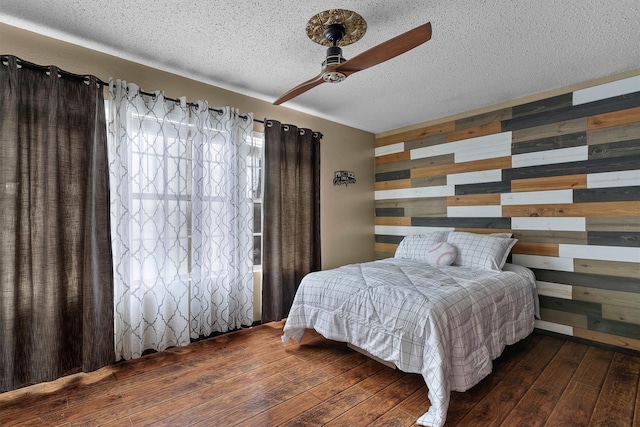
[281,231,538,427]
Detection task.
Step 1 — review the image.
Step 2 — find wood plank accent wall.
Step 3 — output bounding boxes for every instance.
[374,75,640,352]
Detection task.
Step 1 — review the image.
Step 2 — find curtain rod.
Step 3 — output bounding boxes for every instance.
[2,54,264,124]
[135,88,262,124]
[2,54,109,86]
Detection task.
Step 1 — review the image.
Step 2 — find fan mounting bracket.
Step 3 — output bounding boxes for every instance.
[306,9,367,47]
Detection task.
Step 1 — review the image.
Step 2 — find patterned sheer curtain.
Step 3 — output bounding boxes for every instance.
[190,101,254,338]
[0,56,113,391]
[107,81,254,360]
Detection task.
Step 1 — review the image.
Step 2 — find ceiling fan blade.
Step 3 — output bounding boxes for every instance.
[336,22,432,75]
[273,72,327,105]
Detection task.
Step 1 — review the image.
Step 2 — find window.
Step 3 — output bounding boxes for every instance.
[249,131,264,269]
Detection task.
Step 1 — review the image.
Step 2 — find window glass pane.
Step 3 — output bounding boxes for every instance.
[253,202,261,234]
[253,236,261,266]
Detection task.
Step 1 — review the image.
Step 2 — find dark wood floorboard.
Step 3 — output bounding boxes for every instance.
[1,321,639,426]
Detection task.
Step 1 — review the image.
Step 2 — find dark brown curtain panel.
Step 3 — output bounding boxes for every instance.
[0,56,114,392]
[261,120,321,322]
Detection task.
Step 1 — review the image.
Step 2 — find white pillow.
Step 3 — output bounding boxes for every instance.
[426,242,457,266]
[395,232,450,261]
[446,231,517,271]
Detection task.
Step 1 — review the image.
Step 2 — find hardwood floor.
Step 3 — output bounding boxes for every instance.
[1,321,639,426]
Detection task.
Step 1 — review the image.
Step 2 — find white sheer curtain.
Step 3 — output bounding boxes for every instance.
[190,101,254,338]
[107,80,254,360]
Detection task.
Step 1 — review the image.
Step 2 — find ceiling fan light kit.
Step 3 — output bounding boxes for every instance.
[273,9,432,105]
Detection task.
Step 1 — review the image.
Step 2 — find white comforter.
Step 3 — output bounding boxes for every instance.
[281,258,536,427]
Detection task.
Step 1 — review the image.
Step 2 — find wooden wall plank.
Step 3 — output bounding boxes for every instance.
[573,286,640,310]
[374,154,454,174]
[540,308,588,328]
[539,295,602,318]
[447,194,501,206]
[376,198,448,216]
[511,174,587,192]
[535,319,575,335]
[536,281,573,299]
[503,155,640,181]
[574,258,640,278]
[411,217,511,229]
[512,254,573,271]
[375,208,404,217]
[574,328,640,353]
[603,304,640,325]
[511,230,587,245]
[375,179,411,191]
[374,242,399,254]
[587,316,640,340]
[375,225,455,236]
[448,205,502,217]
[559,243,640,264]
[447,169,503,186]
[512,242,559,257]
[375,235,404,244]
[455,108,512,130]
[587,122,640,145]
[588,139,640,160]
[504,92,640,132]
[575,186,640,203]
[404,206,448,218]
[511,217,586,232]
[411,156,511,178]
[511,93,573,119]
[404,134,447,151]
[574,76,640,105]
[455,180,511,195]
[511,132,586,155]
[511,118,587,144]
[512,145,588,169]
[376,186,454,201]
[375,217,411,226]
[502,201,640,218]
[587,170,640,190]
[375,170,410,182]
[446,121,502,143]
[454,227,513,235]
[501,189,573,205]
[375,151,410,165]
[586,217,640,232]
[375,142,404,157]
[587,106,640,130]
[587,231,640,247]
[375,122,456,147]
[411,176,447,188]
[532,269,640,293]
[374,252,394,260]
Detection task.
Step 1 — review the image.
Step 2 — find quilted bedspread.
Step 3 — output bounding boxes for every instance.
[281,258,536,427]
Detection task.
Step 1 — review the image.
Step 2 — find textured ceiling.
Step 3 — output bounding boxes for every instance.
[1,1,639,133]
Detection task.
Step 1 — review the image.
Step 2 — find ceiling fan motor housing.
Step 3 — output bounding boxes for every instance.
[324,46,347,66]
[322,45,347,82]
[322,46,347,82]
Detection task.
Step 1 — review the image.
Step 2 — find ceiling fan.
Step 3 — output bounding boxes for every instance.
[273,9,432,105]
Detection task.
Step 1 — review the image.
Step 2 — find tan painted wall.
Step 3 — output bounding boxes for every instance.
[1,22,376,320]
